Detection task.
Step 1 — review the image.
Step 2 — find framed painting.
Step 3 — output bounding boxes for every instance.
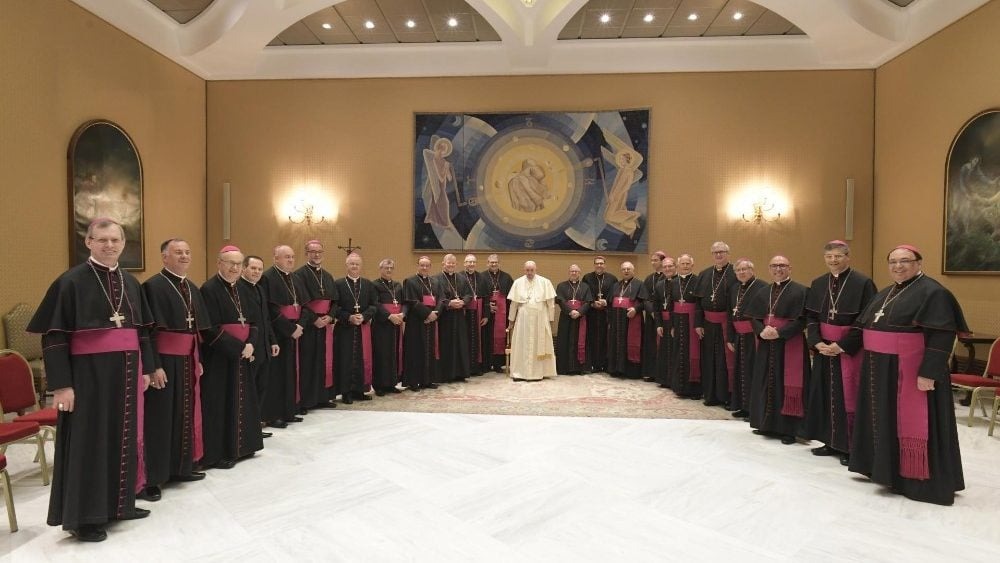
[68,120,145,270]
[413,110,650,253]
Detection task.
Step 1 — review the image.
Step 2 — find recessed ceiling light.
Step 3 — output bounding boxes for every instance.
[733,11,743,21]
[447,17,458,27]
[406,19,416,28]
[364,20,375,29]
[687,13,698,21]
[599,13,611,24]
[643,13,654,23]
[321,22,332,30]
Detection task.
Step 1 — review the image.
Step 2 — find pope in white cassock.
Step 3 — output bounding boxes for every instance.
[507,261,558,381]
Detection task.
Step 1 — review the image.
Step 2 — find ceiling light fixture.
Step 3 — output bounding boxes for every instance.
[687,13,698,21]
[321,23,332,30]
[733,11,743,21]
[600,13,611,24]
[643,13,654,23]
[364,20,375,29]
[520,0,536,7]
[405,19,416,28]
[447,17,458,27]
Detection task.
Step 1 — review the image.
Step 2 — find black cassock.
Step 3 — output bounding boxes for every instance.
[694,264,738,405]
[143,269,212,485]
[463,270,487,376]
[200,275,264,466]
[239,276,276,413]
[333,277,379,398]
[260,266,314,423]
[744,279,809,438]
[651,275,673,387]
[555,280,593,374]
[670,273,702,397]
[435,272,472,382]
[802,268,877,453]
[582,271,617,372]
[372,277,405,392]
[840,274,967,505]
[639,272,666,379]
[607,277,643,378]
[28,260,155,530]
[482,269,514,372]
[726,278,767,415]
[295,264,339,408]
[402,274,441,388]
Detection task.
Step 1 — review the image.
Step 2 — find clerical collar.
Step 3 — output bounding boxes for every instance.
[89,257,119,271]
[348,275,360,282]
[275,265,292,276]
[773,278,791,287]
[309,263,322,271]
[217,273,238,288]
[163,267,186,281]
[895,273,923,288]
[679,273,690,279]
[742,277,756,287]
[715,263,730,271]
[240,275,256,286]
[831,267,851,278]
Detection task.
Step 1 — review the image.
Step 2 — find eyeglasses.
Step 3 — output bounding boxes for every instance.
[305,250,324,255]
[887,259,918,266]
[769,264,790,269]
[219,260,243,267]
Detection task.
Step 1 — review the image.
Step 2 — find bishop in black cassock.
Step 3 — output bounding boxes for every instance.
[435,254,473,383]
[639,252,666,382]
[239,256,277,417]
[482,256,514,373]
[373,260,405,396]
[670,256,702,398]
[694,244,738,407]
[607,262,643,379]
[333,254,379,403]
[582,258,617,373]
[555,265,593,375]
[295,240,339,411]
[462,256,487,376]
[726,260,766,419]
[402,257,442,391]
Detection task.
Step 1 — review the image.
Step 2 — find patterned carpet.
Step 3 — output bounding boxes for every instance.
[338,372,734,420]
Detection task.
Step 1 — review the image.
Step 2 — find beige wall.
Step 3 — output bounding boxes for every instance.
[874,0,1000,336]
[207,71,874,285]
[0,0,206,344]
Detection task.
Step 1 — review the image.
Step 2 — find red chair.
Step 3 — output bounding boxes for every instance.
[2,453,16,532]
[0,349,57,449]
[951,337,1000,427]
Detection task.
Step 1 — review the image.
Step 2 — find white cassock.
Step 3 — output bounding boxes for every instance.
[507,274,557,381]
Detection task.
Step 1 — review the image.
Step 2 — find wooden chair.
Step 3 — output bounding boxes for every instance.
[950,337,1000,427]
[0,350,54,480]
[1,453,16,532]
[989,395,1000,437]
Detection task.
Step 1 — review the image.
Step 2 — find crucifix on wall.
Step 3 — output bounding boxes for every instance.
[338,238,362,254]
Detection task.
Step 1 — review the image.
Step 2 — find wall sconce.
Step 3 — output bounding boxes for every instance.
[288,199,326,226]
[742,195,781,225]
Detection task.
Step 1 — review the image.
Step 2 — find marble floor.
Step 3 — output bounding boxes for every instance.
[2,401,999,562]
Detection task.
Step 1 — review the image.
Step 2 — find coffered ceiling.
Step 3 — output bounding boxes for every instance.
[69,0,988,79]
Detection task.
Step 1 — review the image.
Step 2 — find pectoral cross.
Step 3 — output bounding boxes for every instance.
[873,308,885,323]
[354,304,361,313]
[186,314,195,329]
[732,306,739,316]
[710,292,716,302]
[237,314,246,327]
[679,297,685,303]
[827,307,837,321]
[766,313,774,325]
[110,312,125,328]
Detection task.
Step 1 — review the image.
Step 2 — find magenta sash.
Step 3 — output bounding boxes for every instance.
[278,305,302,403]
[732,320,754,334]
[307,299,336,388]
[491,291,508,354]
[156,331,204,462]
[613,297,641,362]
[69,328,146,495]
[672,302,701,382]
[383,303,404,376]
[567,300,587,363]
[467,297,483,362]
[705,310,736,387]
[862,329,930,480]
[821,322,862,442]
[768,317,805,418]
[422,295,440,359]
[221,323,250,342]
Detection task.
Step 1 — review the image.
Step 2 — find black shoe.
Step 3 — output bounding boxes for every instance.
[269,420,288,429]
[214,459,237,470]
[959,395,972,407]
[703,399,722,406]
[425,383,439,389]
[375,389,386,397]
[839,454,850,466]
[410,386,422,392]
[262,431,273,438]
[387,387,402,394]
[72,524,107,542]
[298,407,309,415]
[313,401,337,409]
[752,429,770,436]
[137,486,161,502]
[287,416,304,423]
[170,471,206,482]
[342,396,354,404]
[358,394,373,401]
[731,410,749,418]
[119,507,151,520]
[642,376,655,382]
[811,445,838,457]
[780,435,797,445]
